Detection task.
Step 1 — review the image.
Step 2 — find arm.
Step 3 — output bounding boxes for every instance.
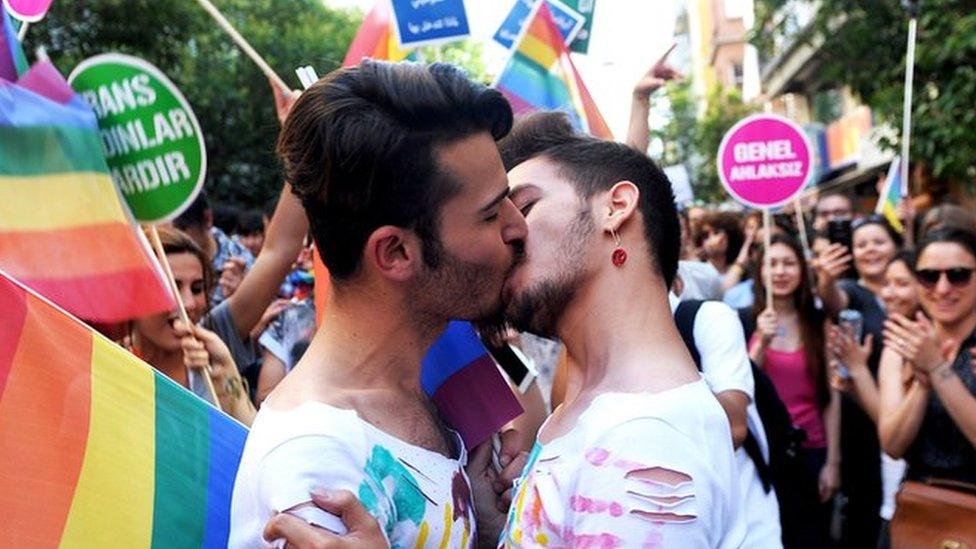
[257,348,287,406]
[748,309,778,367]
[931,364,976,449]
[721,232,755,292]
[812,243,852,316]
[625,45,679,152]
[877,346,929,458]
[714,391,750,448]
[225,85,308,339]
[818,389,841,502]
[829,324,880,422]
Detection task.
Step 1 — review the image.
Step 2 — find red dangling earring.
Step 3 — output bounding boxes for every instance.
[610,228,627,267]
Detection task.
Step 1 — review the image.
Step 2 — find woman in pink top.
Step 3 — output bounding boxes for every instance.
[748,234,839,544]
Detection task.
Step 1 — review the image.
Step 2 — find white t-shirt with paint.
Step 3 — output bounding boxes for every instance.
[499,379,745,548]
[230,401,475,549]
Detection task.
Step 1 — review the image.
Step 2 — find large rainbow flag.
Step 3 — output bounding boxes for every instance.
[494,1,612,139]
[0,270,248,547]
[875,156,905,233]
[0,18,174,323]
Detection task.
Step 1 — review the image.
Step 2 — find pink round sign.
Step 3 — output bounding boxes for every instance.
[717,114,812,209]
[3,0,53,22]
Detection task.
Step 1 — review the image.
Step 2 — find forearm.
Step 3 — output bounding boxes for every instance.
[748,339,767,367]
[848,368,881,423]
[879,381,928,458]
[818,280,848,316]
[721,265,745,292]
[228,184,309,337]
[824,391,842,465]
[625,94,651,152]
[932,364,976,450]
[715,390,750,449]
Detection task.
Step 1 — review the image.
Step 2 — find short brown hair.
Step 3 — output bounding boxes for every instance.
[277,60,513,280]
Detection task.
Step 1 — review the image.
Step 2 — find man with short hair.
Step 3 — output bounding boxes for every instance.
[485,118,744,547]
[230,60,527,548]
[813,192,854,232]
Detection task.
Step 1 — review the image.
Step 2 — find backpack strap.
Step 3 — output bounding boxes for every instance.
[674,299,705,371]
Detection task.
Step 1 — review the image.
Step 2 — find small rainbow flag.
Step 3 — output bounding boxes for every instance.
[875,156,905,233]
[0,270,248,547]
[494,1,612,139]
[0,42,174,322]
[342,0,413,67]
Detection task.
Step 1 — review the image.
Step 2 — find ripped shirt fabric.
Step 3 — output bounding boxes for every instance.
[499,379,745,548]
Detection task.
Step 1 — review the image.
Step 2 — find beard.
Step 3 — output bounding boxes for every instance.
[480,207,593,341]
[408,238,518,329]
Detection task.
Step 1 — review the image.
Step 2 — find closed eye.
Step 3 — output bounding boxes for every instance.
[518,201,537,217]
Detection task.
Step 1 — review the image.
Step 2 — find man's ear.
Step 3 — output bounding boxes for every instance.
[603,180,640,234]
[363,226,420,282]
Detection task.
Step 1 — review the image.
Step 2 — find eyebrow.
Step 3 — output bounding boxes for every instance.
[479,187,511,213]
[508,183,540,201]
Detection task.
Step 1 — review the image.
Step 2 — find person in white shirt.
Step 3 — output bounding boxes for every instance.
[484,112,745,547]
[670,292,783,548]
[231,60,528,548]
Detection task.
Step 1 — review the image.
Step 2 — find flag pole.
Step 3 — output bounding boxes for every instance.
[899,1,919,198]
[763,208,773,311]
[147,225,222,409]
[191,0,291,94]
[16,21,28,41]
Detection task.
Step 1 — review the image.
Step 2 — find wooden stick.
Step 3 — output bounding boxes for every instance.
[900,16,917,199]
[763,208,773,311]
[147,225,222,410]
[16,21,29,41]
[192,0,291,94]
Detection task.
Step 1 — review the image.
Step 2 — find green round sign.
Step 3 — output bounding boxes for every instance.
[68,53,207,224]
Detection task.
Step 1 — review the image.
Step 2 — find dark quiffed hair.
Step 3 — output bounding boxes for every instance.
[499,111,578,171]
[914,228,976,270]
[499,112,680,288]
[277,59,513,280]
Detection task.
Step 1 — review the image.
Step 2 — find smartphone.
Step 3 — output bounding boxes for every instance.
[485,342,537,393]
[826,219,853,251]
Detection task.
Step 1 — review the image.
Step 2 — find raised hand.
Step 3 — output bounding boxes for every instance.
[811,243,852,286]
[633,43,681,100]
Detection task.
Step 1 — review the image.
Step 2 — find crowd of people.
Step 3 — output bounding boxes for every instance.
[108,59,976,548]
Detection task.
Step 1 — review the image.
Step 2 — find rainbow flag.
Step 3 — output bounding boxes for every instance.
[494,1,612,139]
[875,156,905,233]
[342,0,413,67]
[0,270,247,547]
[0,52,174,322]
[422,321,523,447]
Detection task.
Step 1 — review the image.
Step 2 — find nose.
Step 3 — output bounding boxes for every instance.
[934,273,955,295]
[179,285,198,314]
[500,197,528,248]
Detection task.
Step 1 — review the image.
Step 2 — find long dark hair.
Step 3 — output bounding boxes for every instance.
[753,234,828,405]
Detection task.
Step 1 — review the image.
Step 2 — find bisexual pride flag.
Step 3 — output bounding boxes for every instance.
[0,270,247,547]
[494,1,612,139]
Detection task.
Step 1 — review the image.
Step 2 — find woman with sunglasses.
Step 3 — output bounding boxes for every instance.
[879,228,976,485]
[814,215,903,547]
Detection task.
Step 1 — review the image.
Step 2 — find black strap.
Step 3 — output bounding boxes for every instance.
[675,299,773,493]
[674,299,704,370]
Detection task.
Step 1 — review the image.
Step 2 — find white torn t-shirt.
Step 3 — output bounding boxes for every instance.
[499,379,745,548]
[230,401,476,549]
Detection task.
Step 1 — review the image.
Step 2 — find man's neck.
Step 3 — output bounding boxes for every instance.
[556,266,698,404]
[291,282,442,397]
[937,312,976,351]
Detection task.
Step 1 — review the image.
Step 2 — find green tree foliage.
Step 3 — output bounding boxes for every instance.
[753,0,976,190]
[24,1,488,209]
[27,0,362,209]
[652,82,757,204]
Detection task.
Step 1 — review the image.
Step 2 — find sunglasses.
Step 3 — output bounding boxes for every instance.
[914,267,976,288]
